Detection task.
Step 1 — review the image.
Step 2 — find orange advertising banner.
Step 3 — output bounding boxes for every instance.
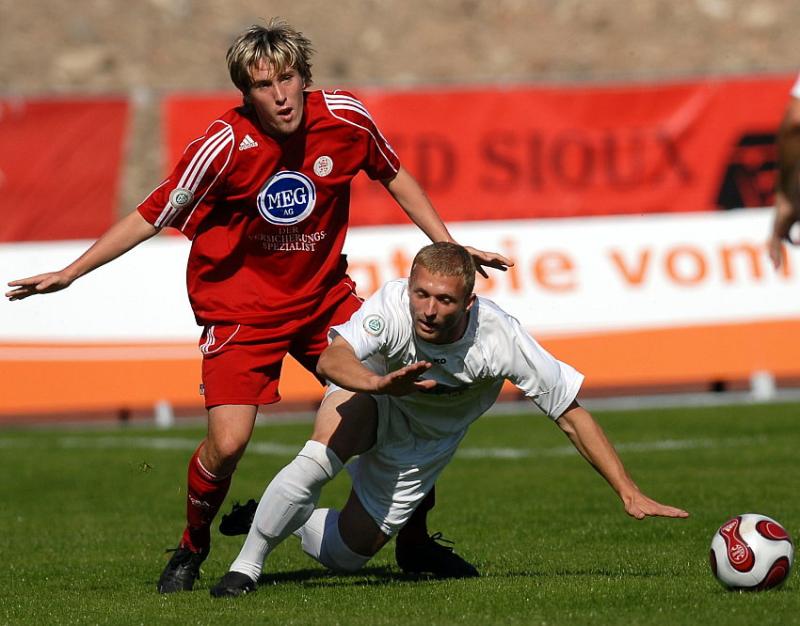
[0,98,129,241]
[163,74,794,225]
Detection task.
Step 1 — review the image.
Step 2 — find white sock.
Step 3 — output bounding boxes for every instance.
[295,508,338,559]
[229,441,343,581]
[298,508,371,573]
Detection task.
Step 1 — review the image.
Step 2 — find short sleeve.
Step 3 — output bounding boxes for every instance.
[490,309,584,419]
[322,90,400,180]
[136,119,235,238]
[328,281,406,360]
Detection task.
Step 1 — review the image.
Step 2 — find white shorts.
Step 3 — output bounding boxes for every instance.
[331,388,466,536]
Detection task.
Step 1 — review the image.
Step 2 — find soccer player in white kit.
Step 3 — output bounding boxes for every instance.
[210,242,689,596]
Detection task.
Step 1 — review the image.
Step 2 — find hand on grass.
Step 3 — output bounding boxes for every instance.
[623,490,689,520]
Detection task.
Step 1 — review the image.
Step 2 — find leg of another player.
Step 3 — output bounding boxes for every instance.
[184,404,258,551]
[158,403,258,594]
[211,391,378,596]
[297,489,390,573]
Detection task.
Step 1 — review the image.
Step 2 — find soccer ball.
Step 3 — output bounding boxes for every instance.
[709,513,794,591]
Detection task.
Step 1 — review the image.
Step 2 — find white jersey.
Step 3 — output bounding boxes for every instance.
[329,279,584,440]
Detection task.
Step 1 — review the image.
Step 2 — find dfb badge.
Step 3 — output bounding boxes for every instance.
[169,187,194,209]
[363,314,385,336]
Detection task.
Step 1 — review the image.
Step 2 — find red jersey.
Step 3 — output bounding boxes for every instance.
[137,90,400,326]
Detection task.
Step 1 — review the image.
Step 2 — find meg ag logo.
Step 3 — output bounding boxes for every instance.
[257,170,317,225]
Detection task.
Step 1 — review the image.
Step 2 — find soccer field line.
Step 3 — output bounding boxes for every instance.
[0,434,770,459]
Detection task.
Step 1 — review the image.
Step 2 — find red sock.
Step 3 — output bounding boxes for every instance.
[397,485,436,547]
[180,445,232,553]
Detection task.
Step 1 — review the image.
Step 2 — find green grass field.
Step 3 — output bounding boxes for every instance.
[1,402,798,625]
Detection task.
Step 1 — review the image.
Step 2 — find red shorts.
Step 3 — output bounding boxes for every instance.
[199,279,363,408]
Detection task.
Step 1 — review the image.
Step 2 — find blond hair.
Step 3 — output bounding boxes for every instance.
[410,242,476,296]
[226,19,314,94]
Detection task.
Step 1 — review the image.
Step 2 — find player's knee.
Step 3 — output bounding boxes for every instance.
[205,434,248,472]
[318,512,372,573]
[253,443,344,539]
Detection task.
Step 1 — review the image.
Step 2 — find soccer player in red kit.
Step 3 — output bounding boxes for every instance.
[6,20,511,592]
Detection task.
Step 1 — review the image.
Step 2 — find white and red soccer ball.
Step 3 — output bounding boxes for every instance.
[709,513,794,591]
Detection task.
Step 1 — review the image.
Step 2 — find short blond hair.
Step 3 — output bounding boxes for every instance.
[226,19,314,94]
[410,242,476,296]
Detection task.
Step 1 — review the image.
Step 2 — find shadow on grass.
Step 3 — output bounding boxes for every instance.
[502,568,674,579]
[257,565,471,587]
[255,565,671,588]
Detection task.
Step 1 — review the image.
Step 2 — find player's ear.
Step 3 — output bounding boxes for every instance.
[465,292,476,312]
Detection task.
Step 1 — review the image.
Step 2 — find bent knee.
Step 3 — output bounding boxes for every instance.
[203,435,248,473]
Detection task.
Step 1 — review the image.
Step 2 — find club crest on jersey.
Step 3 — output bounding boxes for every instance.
[314,156,333,177]
[363,314,385,336]
[169,187,194,209]
[257,171,317,226]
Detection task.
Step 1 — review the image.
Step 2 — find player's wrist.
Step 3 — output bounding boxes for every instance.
[368,373,387,394]
[60,266,81,283]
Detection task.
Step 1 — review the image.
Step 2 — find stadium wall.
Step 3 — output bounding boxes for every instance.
[164,74,794,223]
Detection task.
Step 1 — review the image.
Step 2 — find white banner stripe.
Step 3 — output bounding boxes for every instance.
[0,346,198,361]
[4,212,795,342]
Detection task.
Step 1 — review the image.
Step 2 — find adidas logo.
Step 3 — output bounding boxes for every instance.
[238,134,258,151]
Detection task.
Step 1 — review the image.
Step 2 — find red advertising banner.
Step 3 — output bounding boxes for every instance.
[0,98,129,241]
[163,74,794,225]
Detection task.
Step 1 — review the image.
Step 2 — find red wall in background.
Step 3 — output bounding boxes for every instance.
[0,98,129,242]
[164,74,794,225]
[0,75,791,244]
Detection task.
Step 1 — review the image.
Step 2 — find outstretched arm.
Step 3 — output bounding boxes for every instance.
[6,210,159,300]
[317,335,436,395]
[557,400,689,520]
[769,95,800,269]
[382,166,513,277]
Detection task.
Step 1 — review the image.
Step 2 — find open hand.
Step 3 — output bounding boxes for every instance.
[375,361,436,395]
[623,490,689,520]
[6,271,74,301]
[462,246,514,279]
